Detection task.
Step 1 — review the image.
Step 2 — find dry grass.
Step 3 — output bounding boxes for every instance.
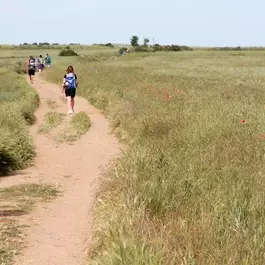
[45,99,59,109]
[0,68,39,175]
[38,112,65,134]
[45,50,265,265]
[0,184,59,265]
[59,111,91,143]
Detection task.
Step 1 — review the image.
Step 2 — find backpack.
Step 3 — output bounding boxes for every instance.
[28,59,35,70]
[65,73,76,89]
[46,56,51,64]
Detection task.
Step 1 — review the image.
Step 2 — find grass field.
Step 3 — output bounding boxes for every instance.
[42,49,265,265]
[2,45,265,264]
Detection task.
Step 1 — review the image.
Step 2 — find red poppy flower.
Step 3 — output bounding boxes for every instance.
[164,92,171,100]
[260,133,265,139]
[241,120,246,124]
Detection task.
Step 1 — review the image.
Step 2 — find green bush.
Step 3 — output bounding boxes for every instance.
[58,48,79,57]
[0,69,39,175]
[106,43,114,48]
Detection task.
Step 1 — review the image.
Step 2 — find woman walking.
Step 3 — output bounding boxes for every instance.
[37,55,44,72]
[27,56,36,83]
[62,65,78,114]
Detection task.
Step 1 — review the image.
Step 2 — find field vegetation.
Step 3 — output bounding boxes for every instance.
[43,49,265,264]
[0,64,39,175]
[2,44,265,264]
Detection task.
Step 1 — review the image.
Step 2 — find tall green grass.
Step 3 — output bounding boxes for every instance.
[45,51,265,264]
[0,68,39,175]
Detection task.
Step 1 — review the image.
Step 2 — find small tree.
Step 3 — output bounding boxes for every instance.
[130,36,139,47]
[143,38,150,47]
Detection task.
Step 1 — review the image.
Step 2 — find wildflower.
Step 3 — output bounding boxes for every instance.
[260,133,265,139]
[164,92,171,100]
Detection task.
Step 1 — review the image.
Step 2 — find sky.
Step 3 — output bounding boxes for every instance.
[1,0,264,47]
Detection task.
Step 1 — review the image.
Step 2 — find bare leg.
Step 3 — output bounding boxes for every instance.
[29,75,33,84]
[71,98,75,112]
[67,96,72,114]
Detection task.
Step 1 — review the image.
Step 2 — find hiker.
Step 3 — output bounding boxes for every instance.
[62,65,78,114]
[27,56,36,83]
[37,55,44,72]
[45,54,51,67]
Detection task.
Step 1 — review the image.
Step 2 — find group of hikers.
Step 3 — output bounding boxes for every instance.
[27,54,52,81]
[27,55,78,115]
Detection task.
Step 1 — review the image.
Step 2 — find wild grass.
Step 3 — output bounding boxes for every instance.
[59,111,91,143]
[45,50,265,264]
[38,112,65,134]
[45,99,59,109]
[0,69,39,175]
[0,183,59,265]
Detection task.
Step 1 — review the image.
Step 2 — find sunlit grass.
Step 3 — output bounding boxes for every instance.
[59,111,91,143]
[45,50,265,264]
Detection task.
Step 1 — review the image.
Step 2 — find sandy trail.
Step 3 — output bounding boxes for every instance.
[0,74,120,265]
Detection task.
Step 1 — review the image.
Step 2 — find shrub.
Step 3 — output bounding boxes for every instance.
[0,103,35,174]
[153,44,163,51]
[58,48,79,57]
[134,46,150,53]
[179,45,193,51]
[0,69,39,175]
[106,43,114,48]
[152,44,193,52]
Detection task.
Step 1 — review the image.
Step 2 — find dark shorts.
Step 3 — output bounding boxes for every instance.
[65,88,76,98]
[28,69,35,76]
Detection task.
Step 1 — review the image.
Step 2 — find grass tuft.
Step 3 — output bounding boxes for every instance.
[45,99,59,109]
[38,112,65,134]
[59,111,91,143]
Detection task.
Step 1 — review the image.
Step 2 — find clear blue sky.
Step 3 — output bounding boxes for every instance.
[1,0,264,46]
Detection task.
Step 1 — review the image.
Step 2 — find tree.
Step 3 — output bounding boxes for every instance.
[130,36,139,47]
[143,38,150,47]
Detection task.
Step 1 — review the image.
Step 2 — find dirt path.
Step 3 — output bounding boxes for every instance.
[0,74,120,265]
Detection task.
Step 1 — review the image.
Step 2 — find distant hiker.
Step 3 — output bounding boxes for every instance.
[27,56,36,83]
[45,54,51,67]
[62,65,78,114]
[37,55,44,72]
